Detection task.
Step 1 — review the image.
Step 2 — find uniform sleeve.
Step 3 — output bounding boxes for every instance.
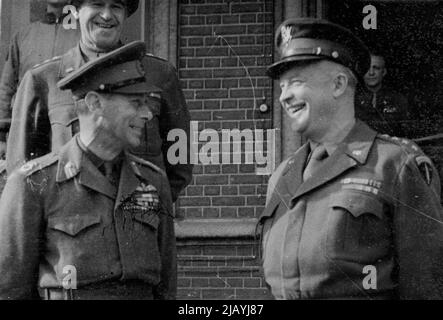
[393,155,443,299]
[0,33,21,140]
[153,176,177,300]
[5,70,50,174]
[160,64,193,202]
[0,170,43,300]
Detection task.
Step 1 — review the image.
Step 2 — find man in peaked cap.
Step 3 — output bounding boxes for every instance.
[258,18,443,299]
[0,41,177,300]
[4,0,192,204]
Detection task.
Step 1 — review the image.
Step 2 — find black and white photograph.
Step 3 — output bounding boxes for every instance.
[0,0,441,307]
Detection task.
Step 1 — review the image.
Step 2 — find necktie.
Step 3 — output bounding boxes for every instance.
[303,145,328,181]
[103,162,119,186]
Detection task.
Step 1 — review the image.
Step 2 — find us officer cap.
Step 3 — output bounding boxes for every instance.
[71,0,139,17]
[57,41,147,98]
[267,18,370,83]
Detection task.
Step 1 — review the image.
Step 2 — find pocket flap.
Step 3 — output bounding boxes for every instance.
[48,215,101,236]
[329,191,383,219]
[133,212,160,230]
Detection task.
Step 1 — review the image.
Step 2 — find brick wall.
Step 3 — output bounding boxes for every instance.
[176,0,274,300]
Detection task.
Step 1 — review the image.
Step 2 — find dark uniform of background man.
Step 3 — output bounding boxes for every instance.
[5,0,192,203]
[0,0,80,158]
[0,41,176,300]
[355,53,410,137]
[258,18,443,300]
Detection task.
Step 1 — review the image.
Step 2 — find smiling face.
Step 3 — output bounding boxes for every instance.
[278,61,338,141]
[77,0,127,52]
[99,93,150,149]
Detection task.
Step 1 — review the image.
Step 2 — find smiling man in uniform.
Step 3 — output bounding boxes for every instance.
[258,18,443,300]
[0,41,176,300]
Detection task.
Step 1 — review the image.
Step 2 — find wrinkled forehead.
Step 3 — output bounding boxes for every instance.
[370,55,385,68]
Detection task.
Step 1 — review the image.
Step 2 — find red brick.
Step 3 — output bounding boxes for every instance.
[203,207,220,218]
[192,164,203,174]
[186,186,204,196]
[196,90,228,99]
[213,68,246,77]
[177,289,202,300]
[230,175,264,184]
[180,197,211,207]
[197,5,229,14]
[239,35,255,45]
[204,121,221,130]
[180,16,189,25]
[226,278,243,287]
[196,47,229,56]
[221,58,238,67]
[179,48,195,57]
[240,13,256,23]
[180,5,196,15]
[178,278,191,288]
[230,88,254,98]
[213,110,246,120]
[180,69,212,78]
[222,186,238,195]
[204,186,220,196]
[189,79,204,88]
[178,246,202,256]
[196,175,229,185]
[222,15,240,24]
[181,26,212,36]
[185,207,203,218]
[203,100,220,110]
[204,58,221,68]
[189,15,205,25]
[213,197,245,207]
[238,207,255,218]
[192,278,210,287]
[202,246,236,256]
[205,79,221,88]
[202,289,235,300]
[209,277,228,288]
[189,110,212,121]
[222,164,238,174]
[220,207,238,217]
[221,121,239,130]
[215,25,246,35]
[187,101,203,110]
[206,15,222,24]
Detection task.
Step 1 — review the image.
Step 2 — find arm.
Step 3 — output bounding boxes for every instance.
[0,33,21,151]
[6,70,50,174]
[160,64,193,202]
[0,170,43,300]
[393,154,443,299]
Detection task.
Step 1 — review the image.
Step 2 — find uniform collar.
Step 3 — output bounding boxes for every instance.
[58,44,85,79]
[340,119,377,165]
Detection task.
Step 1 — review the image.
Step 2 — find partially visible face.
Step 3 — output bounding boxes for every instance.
[100,93,151,149]
[77,0,126,51]
[46,0,70,5]
[364,55,386,88]
[278,61,336,140]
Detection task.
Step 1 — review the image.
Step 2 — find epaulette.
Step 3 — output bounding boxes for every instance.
[126,153,167,177]
[377,133,422,155]
[31,55,62,70]
[17,152,58,177]
[378,134,435,185]
[145,52,168,62]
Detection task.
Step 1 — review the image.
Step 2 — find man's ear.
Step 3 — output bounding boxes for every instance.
[332,73,348,98]
[84,91,103,114]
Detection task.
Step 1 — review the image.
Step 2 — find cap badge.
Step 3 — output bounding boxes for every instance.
[281,25,293,46]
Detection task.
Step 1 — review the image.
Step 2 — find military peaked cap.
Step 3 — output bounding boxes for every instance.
[267,18,370,82]
[57,41,147,98]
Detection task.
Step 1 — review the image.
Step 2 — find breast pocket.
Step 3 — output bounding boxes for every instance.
[48,214,101,237]
[324,190,391,261]
[130,92,163,157]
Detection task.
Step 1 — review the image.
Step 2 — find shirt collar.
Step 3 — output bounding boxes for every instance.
[309,119,356,156]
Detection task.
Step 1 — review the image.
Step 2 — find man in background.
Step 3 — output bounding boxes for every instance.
[0,0,80,158]
[355,53,410,137]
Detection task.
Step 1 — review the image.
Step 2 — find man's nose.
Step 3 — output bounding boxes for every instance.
[138,104,153,121]
[279,86,292,105]
[100,6,114,20]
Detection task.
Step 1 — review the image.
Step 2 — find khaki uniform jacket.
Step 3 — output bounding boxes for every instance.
[0,137,176,300]
[5,43,192,202]
[0,15,80,140]
[258,121,443,299]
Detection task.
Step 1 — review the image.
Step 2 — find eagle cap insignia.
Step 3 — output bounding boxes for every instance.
[281,25,293,46]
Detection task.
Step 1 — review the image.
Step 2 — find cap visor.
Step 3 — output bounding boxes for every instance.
[267,56,324,79]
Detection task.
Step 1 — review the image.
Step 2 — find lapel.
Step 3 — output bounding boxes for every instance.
[281,143,310,201]
[58,44,85,79]
[56,137,117,199]
[291,120,378,202]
